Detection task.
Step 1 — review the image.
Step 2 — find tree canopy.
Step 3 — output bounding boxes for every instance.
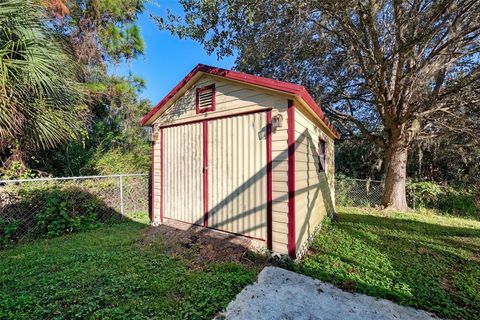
[157,0,480,210]
[0,0,86,163]
[0,0,150,178]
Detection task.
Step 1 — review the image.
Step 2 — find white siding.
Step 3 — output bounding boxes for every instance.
[158,75,286,125]
[271,107,289,254]
[294,106,335,256]
[152,74,292,254]
[208,112,267,239]
[162,123,204,224]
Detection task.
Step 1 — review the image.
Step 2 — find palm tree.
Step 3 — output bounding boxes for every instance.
[0,0,86,167]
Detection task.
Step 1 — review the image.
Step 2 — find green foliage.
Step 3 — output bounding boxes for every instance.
[55,0,145,64]
[407,182,443,208]
[34,188,105,238]
[0,0,149,179]
[0,161,38,180]
[0,0,86,155]
[0,222,256,319]
[29,74,151,177]
[87,144,150,175]
[336,139,383,180]
[408,182,479,217]
[0,218,20,247]
[404,133,480,188]
[297,206,480,320]
[0,187,119,246]
[159,0,480,210]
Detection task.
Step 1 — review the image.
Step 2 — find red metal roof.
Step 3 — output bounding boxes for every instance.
[141,64,339,138]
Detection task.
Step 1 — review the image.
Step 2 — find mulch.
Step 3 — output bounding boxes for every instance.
[140,220,270,270]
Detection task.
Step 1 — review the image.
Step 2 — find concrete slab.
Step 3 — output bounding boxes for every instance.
[222,267,440,320]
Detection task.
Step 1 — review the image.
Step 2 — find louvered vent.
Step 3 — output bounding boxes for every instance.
[196,84,215,113]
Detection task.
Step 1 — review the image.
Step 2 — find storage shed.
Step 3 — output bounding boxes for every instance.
[141,64,339,259]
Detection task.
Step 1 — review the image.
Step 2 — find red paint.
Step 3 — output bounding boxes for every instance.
[160,110,273,245]
[150,140,155,223]
[160,128,164,223]
[266,111,273,250]
[196,83,216,114]
[140,64,339,138]
[159,108,272,129]
[287,99,296,259]
[202,120,209,227]
[161,216,267,242]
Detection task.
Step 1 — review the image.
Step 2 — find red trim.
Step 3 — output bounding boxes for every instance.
[159,108,272,129]
[160,128,164,223]
[266,111,273,250]
[150,141,155,223]
[202,121,209,227]
[196,83,216,113]
[162,216,266,242]
[140,64,339,138]
[287,100,296,259]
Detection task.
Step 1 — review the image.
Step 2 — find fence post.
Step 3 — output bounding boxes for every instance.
[119,175,125,217]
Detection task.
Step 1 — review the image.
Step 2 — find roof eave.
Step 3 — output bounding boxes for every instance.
[141,64,340,139]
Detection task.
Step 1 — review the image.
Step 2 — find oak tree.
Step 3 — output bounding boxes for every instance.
[157,0,480,211]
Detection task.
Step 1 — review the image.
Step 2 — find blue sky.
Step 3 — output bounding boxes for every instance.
[114,1,236,104]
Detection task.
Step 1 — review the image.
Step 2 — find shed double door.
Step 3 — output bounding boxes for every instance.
[162,112,267,240]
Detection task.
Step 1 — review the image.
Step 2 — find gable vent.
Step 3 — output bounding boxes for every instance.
[196,84,216,113]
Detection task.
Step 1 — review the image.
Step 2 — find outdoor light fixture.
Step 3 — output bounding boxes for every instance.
[272,114,283,131]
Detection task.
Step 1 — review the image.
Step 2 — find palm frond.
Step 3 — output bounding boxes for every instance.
[0,0,86,153]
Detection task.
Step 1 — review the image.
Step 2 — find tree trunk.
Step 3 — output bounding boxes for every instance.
[382,139,409,211]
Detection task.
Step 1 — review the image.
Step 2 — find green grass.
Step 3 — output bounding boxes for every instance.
[296,206,480,320]
[0,220,256,319]
[3,207,479,319]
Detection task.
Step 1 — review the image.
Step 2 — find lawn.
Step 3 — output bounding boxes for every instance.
[2,207,479,320]
[0,218,259,319]
[296,206,480,320]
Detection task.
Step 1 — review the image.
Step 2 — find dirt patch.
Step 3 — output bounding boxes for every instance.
[440,276,457,295]
[469,255,480,263]
[417,246,440,257]
[140,220,269,270]
[340,280,358,292]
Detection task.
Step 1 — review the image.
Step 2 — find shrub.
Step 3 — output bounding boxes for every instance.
[437,188,478,217]
[0,217,21,247]
[407,182,479,217]
[34,188,111,238]
[86,144,150,175]
[0,187,120,246]
[407,181,443,208]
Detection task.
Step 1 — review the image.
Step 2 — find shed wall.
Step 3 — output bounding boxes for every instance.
[152,75,290,254]
[207,112,267,240]
[152,126,161,225]
[162,123,204,224]
[294,105,335,257]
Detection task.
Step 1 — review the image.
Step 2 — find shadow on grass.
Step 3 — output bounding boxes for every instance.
[0,186,149,248]
[293,210,480,320]
[0,211,260,320]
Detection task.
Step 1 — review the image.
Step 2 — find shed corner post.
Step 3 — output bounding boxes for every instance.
[287,99,296,259]
[266,110,273,250]
[160,127,164,224]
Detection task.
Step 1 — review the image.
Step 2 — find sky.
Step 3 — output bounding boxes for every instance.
[114,1,236,104]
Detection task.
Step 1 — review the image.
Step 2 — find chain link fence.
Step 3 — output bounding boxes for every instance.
[0,174,149,247]
[336,178,385,208]
[336,177,422,208]
[335,177,479,215]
